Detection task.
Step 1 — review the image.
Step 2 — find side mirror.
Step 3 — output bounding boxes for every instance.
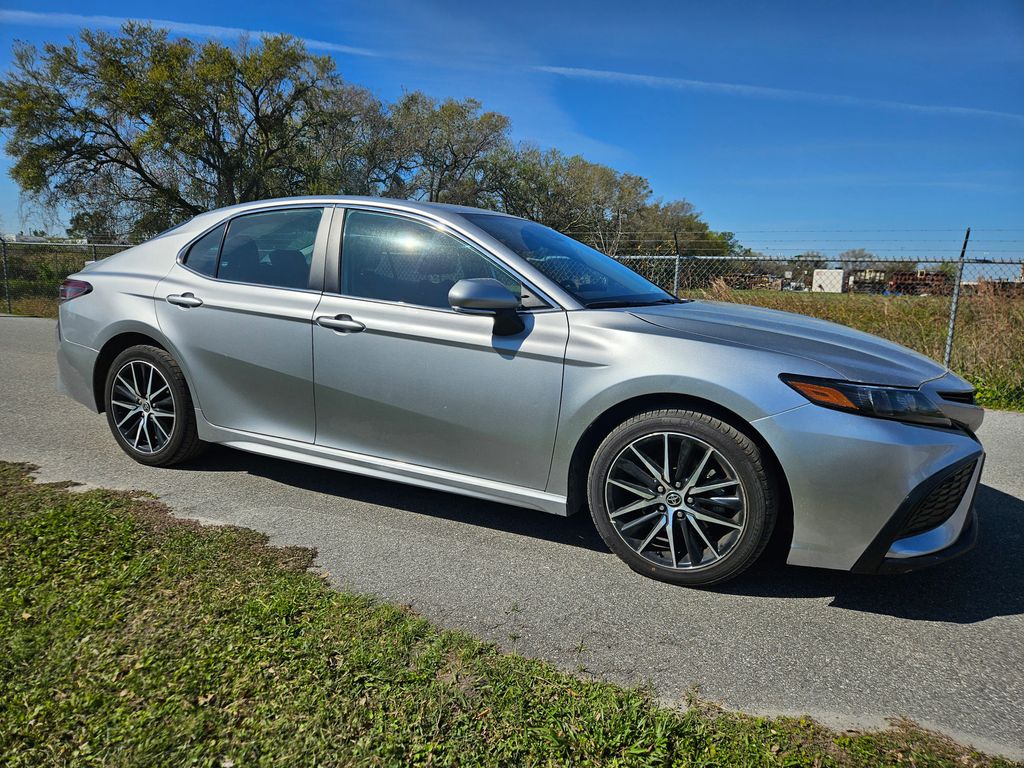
[448,278,524,336]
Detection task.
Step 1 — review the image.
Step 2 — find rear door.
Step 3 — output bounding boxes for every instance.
[312,207,568,490]
[156,206,332,443]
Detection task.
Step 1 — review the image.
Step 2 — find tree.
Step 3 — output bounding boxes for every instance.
[562,160,650,256]
[0,25,364,237]
[479,143,665,255]
[837,248,917,273]
[0,22,743,264]
[390,93,510,204]
[481,143,587,230]
[66,210,119,241]
[477,143,560,223]
[631,200,735,258]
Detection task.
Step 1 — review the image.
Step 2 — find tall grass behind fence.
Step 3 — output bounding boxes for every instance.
[2,236,1022,409]
[616,253,1024,409]
[1,241,129,317]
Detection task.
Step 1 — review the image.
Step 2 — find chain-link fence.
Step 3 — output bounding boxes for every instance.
[0,240,130,318]
[614,251,1024,408]
[3,235,1022,408]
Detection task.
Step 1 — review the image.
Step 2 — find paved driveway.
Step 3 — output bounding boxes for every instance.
[2,316,1022,757]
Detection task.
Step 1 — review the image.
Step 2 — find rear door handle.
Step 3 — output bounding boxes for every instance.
[166,293,203,308]
[316,314,366,333]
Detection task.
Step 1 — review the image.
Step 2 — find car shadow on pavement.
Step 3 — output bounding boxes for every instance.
[180,445,609,553]
[180,448,1021,624]
[719,484,1024,624]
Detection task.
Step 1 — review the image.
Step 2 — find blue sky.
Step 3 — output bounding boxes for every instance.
[0,0,1022,261]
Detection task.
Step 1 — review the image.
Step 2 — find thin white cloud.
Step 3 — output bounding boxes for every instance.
[535,65,1024,124]
[0,9,379,57]
[733,173,1013,191]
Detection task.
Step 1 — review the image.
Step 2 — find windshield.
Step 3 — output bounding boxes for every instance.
[463,214,676,308]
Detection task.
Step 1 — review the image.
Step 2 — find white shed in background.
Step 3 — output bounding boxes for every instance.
[812,268,846,293]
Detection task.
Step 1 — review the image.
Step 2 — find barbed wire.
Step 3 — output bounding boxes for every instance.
[686,228,1024,234]
[564,233,1022,241]
[614,255,1024,264]
[4,240,1024,259]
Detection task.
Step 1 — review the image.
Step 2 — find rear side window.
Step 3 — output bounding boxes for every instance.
[182,223,225,277]
[217,208,322,290]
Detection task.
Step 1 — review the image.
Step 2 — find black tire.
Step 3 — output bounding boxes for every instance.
[103,345,206,467]
[587,408,777,586]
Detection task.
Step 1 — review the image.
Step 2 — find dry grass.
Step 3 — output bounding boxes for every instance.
[8,297,59,317]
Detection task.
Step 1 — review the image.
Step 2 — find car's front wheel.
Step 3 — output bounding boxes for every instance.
[588,408,777,586]
[103,345,206,466]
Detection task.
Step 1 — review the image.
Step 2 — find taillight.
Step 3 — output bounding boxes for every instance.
[59,279,92,302]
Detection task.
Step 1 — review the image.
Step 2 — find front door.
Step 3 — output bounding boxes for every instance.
[312,208,568,490]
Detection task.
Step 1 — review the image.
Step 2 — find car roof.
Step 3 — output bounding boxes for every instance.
[193,195,513,223]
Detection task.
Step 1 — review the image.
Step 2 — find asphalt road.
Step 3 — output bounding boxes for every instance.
[2,316,1022,757]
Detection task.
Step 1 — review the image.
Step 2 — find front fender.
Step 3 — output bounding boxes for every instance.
[545,311,835,496]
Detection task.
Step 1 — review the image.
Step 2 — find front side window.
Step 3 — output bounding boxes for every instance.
[464,214,676,308]
[214,208,322,289]
[340,210,522,309]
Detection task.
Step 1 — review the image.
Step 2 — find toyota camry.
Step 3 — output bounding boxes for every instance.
[56,196,985,585]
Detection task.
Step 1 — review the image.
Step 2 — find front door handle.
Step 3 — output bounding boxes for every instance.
[166,292,204,308]
[316,314,366,333]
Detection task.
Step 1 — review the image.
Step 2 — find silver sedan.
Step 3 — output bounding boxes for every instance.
[56,196,985,586]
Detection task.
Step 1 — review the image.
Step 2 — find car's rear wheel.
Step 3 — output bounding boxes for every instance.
[588,408,777,586]
[104,345,206,466]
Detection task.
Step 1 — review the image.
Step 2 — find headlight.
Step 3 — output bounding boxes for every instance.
[780,374,951,427]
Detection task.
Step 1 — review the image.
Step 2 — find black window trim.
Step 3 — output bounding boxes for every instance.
[175,204,334,294]
[325,204,561,314]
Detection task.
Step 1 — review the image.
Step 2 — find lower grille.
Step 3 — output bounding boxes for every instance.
[897,460,976,538]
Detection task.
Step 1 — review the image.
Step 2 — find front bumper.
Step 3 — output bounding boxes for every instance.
[870,508,978,574]
[853,453,983,574]
[753,403,984,572]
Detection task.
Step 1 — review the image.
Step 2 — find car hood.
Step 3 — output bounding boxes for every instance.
[631,300,948,388]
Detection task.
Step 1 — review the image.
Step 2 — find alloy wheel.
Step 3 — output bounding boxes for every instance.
[109,360,176,455]
[603,432,747,571]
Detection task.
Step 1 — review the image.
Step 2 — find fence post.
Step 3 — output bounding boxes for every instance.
[672,232,682,296]
[942,227,971,369]
[1,238,10,314]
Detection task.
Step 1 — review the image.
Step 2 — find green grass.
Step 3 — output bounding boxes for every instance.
[1,462,1018,767]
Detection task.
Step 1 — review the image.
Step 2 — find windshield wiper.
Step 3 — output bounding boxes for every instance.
[584,297,681,309]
